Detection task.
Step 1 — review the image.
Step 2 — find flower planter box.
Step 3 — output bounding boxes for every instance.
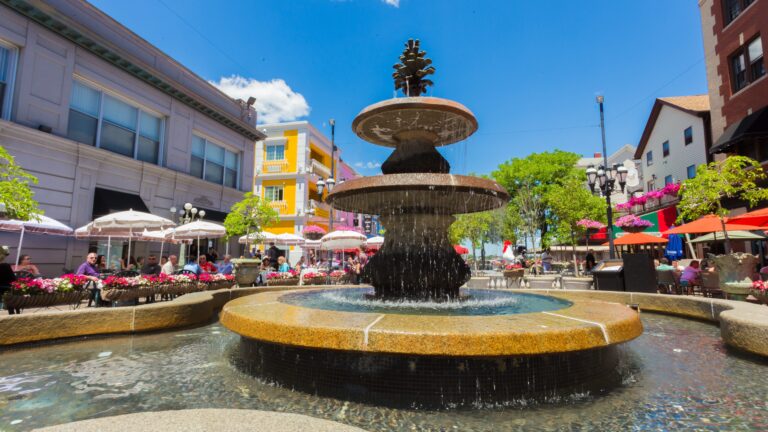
[619,226,647,234]
[722,282,751,301]
[303,276,328,285]
[102,288,141,302]
[561,277,593,290]
[526,276,558,289]
[503,269,524,279]
[267,278,300,287]
[2,291,89,309]
[304,232,324,241]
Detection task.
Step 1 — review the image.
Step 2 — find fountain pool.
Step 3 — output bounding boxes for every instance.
[0,313,766,431]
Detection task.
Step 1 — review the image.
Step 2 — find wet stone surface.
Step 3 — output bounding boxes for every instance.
[0,313,767,431]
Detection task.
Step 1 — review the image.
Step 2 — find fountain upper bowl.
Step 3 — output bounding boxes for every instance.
[352,97,478,147]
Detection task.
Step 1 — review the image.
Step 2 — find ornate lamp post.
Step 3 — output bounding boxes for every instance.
[170,202,205,263]
[586,163,628,259]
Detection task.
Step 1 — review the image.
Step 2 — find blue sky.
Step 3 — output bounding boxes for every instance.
[91,0,708,177]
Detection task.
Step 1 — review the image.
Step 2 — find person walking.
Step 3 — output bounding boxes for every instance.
[267,242,280,270]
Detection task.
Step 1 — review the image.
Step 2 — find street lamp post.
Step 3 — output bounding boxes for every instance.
[316,119,338,263]
[171,202,205,263]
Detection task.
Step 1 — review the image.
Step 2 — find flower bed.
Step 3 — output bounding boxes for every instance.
[4,275,91,309]
[329,270,348,284]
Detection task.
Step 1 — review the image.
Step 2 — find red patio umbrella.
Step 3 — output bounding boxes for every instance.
[664,214,760,234]
[453,244,469,254]
[725,208,768,227]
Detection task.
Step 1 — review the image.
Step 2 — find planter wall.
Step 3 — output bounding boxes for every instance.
[3,291,89,309]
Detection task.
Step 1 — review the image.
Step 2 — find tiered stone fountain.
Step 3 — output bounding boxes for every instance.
[222,40,642,408]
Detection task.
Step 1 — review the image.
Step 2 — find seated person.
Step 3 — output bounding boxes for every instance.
[13,254,40,276]
[182,258,201,276]
[277,256,290,273]
[162,255,178,275]
[656,258,677,271]
[75,252,101,282]
[219,255,234,275]
[140,255,162,275]
[198,255,217,273]
[680,260,702,286]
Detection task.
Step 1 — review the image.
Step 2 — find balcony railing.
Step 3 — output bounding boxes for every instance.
[262,160,289,174]
[309,159,331,178]
[268,200,289,214]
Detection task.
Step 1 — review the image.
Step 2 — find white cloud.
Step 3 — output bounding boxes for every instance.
[355,161,381,169]
[383,0,399,7]
[209,75,310,124]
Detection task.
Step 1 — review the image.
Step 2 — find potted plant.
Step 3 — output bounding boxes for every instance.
[302,271,328,285]
[266,270,300,286]
[615,214,653,234]
[302,225,327,241]
[751,280,768,305]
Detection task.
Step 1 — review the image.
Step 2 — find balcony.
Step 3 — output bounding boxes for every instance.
[262,160,289,174]
[309,158,331,178]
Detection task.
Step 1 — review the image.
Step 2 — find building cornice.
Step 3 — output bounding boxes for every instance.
[1,0,265,142]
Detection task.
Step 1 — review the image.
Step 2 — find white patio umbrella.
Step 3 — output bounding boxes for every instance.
[302,239,322,249]
[170,220,226,261]
[75,223,144,269]
[0,214,74,265]
[141,228,187,260]
[238,231,277,245]
[275,232,305,246]
[365,235,385,249]
[320,230,367,250]
[87,210,175,269]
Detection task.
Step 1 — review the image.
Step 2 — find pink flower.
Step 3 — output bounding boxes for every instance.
[302,225,327,234]
[577,219,605,229]
[615,214,653,228]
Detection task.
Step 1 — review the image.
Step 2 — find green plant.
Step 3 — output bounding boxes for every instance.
[223,192,279,250]
[678,156,768,253]
[0,145,41,221]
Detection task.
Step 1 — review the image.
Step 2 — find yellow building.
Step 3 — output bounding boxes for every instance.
[254,121,360,262]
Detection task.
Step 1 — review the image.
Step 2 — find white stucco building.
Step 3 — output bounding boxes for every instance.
[576,144,642,205]
[0,0,263,275]
[634,96,712,192]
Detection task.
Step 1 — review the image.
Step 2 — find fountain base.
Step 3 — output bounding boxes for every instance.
[234,338,622,409]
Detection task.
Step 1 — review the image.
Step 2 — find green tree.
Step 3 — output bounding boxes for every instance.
[0,146,41,221]
[449,209,503,269]
[223,192,280,252]
[492,150,583,246]
[546,177,606,275]
[678,156,768,253]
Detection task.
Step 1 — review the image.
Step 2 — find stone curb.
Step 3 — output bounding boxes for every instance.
[525,289,768,357]
[32,408,366,432]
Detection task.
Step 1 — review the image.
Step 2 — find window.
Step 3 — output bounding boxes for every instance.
[723,0,755,25]
[266,144,285,161]
[67,80,164,164]
[190,134,240,188]
[684,127,693,145]
[664,175,673,186]
[646,151,653,166]
[730,35,764,93]
[662,141,670,157]
[0,42,18,120]
[687,164,696,179]
[264,186,284,202]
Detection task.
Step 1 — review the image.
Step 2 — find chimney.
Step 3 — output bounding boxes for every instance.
[593,152,602,158]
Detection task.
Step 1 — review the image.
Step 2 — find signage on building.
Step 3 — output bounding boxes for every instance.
[363,215,373,234]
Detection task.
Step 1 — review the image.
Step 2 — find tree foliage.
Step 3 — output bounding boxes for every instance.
[678,156,768,220]
[449,209,504,265]
[0,146,41,221]
[492,150,585,248]
[223,192,280,244]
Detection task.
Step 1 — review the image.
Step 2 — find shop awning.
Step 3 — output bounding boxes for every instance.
[710,105,768,154]
[92,188,149,219]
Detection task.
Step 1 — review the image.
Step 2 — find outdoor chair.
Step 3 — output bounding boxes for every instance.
[701,272,723,298]
[656,270,678,294]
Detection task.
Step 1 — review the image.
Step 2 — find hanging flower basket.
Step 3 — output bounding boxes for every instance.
[615,214,652,234]
[303,225,326,240]
[621,226,647,233]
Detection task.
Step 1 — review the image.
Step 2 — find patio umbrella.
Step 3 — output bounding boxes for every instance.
[275,233,305,246]
[90,210,175,266]
[320,230,367,250]
[605,233,668,246]
[690,230,767,243]
[726,208,768,227]
[664,233,684,260]
[454,244,469,255]
[302,239,321,249]
[0,214,73,265]
[141,228,187,260]
[75,223,144,269]
[365,236,385,248]
[170,220,226,261]
[664,214,760,234]
[238,231,277,244]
